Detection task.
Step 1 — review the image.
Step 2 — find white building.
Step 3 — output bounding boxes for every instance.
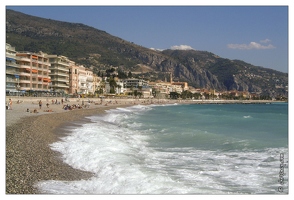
[78,65,87,94]
[86,69,94,94]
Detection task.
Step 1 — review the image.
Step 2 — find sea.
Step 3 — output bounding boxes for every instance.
[36,102,288,195]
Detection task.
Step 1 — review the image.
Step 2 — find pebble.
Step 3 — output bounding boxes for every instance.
[6,98,133,194]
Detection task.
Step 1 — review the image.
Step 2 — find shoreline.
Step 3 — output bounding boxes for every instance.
[5,97,286,194]
[6,98,136,194]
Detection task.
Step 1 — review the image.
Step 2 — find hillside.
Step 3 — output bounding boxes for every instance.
[6,9,288,97]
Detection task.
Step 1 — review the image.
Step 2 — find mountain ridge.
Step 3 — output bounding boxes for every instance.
[6,9,288,98]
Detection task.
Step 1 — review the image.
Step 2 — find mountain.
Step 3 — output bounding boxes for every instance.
[6,9,288,98]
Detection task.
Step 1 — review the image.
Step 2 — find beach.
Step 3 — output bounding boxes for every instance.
[5,97,282,194]
[5,97,144,194]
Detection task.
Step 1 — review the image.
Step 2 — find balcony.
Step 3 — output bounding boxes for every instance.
[50,60,70,67]
[52,84,69,88]
[6,78,18,83]
[6,69,19,75]
[19,79,31,84]
[6,62,18,68]
[18,57,31,62]
[6,53,16,59]
[38,67,51,72]
[19,72,31,77]
[19,64,31,69]
[50,66,69,73]
[50,72,68,77]
[50,77,69,83]
[31,65,39,70]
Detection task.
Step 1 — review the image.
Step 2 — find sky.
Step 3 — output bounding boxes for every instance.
[4,1,291,73]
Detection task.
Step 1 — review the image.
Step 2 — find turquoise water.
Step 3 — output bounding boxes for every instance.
[37,103,289,194]
[135,103,288,150]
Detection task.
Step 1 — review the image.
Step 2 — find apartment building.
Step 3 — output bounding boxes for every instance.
[123,78,149,88]
[68,62,79,95]
[86,68,94,94]
[6,43,19,95]
[77,65,87,94]
[172,82,189,92]
[16,51,51,94]
[47,55,70,94]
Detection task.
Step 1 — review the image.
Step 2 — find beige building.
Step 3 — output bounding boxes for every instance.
[78,65,87,94]
[47,55,70,94]
[16,51,51,94]
[86,68,94,94]
[68,64,96,95]
[68,62,79,95]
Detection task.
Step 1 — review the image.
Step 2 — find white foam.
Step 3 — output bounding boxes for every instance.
[36,105,288,194]
[243,115,252,118]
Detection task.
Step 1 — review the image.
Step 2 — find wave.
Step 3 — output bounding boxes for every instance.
[36,104,288,194]
[243,115,252,118]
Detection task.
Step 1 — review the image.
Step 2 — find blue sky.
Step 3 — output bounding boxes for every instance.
[5,3,289,73]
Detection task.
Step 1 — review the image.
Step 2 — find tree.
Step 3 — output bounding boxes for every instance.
[118,69,128,79]
[108,77,117,94]
[192,93,201,100]
[181,90,192,99]
[169,92,180,99]
[128,71,133,78]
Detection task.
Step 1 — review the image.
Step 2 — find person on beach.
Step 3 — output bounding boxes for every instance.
[39,100,42,109]
[8,99,12,110]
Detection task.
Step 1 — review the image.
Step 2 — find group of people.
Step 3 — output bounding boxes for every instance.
[7,97,95,113]
[38,98,90,111]
[62,103,84,110]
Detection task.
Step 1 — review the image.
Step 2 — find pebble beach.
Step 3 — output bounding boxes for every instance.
[5,97,142,194]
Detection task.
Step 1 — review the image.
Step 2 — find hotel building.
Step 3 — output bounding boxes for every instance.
[47,55,70,94]
[16,51,51,94]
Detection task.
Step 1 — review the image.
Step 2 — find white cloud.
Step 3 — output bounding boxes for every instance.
[170,45,194,50]
[227,41,275,50]
[260,39,271,43]
[150,47,164,51]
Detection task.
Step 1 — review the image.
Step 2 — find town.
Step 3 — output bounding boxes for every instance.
[6,43,282,101]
